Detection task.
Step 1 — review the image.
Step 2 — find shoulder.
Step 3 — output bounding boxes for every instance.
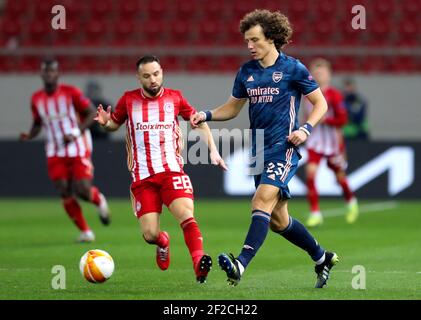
[125,88,139,96]
[281,53,299,64]
[274,53,300,71]
[31,89,44,100]
[238,60,258,75]
[163,88,185,101]
[288,56,309,75]
[164,87,181,96]
[122,88,140,100]
[327,87,344,100]
[242,59,257,70]
[60,84,84,96]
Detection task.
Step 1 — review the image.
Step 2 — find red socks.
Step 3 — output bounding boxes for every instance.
[90,187,101,206]
[338,177,354,202]
[62,197,90,232]
[155,231,169,248]
[180,217,204,265]
[306,176,320,212]
[308,173,354,207]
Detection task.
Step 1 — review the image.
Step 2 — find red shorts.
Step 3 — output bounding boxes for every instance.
[130,171,194,218]
[47,156,94,181]
[307,148,348,172]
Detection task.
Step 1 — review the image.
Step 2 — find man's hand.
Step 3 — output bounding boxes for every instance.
[19,132,30,142]
[190,112,206,129]
[287,129,308,146]
[63,134,77,145]
[210,150,228,171]
[95,104,112,126]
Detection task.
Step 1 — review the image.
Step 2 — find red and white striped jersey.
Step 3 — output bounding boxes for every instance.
[31,84,93,158]
[111,88,197,182]
[304,86,348,156]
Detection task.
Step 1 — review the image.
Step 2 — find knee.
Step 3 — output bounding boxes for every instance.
[75,184,90,200]
[306,164,318,181]
[59,190,72,199]
[169,200,194,223]
[252,193,272,210]
[56,185,71,198]
[177,209,194,224]
[182,202,194,215]
[307,171,316,182]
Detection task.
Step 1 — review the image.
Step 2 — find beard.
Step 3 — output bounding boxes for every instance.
[143,84,162,97]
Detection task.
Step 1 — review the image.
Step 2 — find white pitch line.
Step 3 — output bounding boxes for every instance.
[322,201,399,218]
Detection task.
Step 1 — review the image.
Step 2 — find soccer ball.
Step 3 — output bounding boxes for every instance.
[79,249,114,283]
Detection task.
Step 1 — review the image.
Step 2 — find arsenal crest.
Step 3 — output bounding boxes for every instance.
[272,71,283,83]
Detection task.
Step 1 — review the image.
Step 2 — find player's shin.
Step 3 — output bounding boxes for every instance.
[90,186,101,206]
[337,177,354,202]
[307,176,320,213]
[180,217,204,265]
[62,197,90,232]
[89,186,110,225]
[277,216,325,263]
[237,210,271,269]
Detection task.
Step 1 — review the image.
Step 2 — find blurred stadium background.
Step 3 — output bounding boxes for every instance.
[0,0,420,299]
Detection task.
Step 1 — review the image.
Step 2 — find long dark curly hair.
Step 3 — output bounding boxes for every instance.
[239,9,293,50]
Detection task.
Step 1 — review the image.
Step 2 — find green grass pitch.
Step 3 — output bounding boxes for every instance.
[0,198,420,300]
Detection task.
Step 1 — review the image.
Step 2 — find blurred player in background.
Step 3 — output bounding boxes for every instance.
[304,58,359,228]
[95,55,227,283]
[19,59,110,242]
[342,77,370,141]
[191,10,338,288]
[85,80,111,140]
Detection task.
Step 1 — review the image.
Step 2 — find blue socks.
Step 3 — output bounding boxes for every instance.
[236,211,325,271]
[237,210,271,268]
[278,216,325,262]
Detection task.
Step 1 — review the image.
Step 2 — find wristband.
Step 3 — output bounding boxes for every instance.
[205,110,212,121]
[199,110,212,122]
[299,122,313,136]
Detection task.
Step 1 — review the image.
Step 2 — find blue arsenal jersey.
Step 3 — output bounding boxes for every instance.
[232,52,319,157]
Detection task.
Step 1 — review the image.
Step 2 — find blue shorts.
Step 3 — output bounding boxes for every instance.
[254,147,301,200]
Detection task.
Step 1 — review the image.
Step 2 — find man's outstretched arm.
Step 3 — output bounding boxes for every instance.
[190,96,247,128]
[95,104,121,131]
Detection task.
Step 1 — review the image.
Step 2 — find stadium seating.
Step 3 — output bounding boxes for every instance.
[0,0,419,73]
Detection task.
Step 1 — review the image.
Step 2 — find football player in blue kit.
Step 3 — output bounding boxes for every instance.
[191,9,339,288]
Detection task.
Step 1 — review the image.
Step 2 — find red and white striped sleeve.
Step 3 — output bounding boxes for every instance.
[177,91,197,120]
[111,93,128,124]
[70,86,91,113]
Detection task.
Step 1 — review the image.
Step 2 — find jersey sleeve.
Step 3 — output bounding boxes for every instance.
[231,67,248,99]
[293,61,319,95]
[324,90,348,127]
[178,91,197,121]
[71,86,91,112]
[111,94,128,124]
